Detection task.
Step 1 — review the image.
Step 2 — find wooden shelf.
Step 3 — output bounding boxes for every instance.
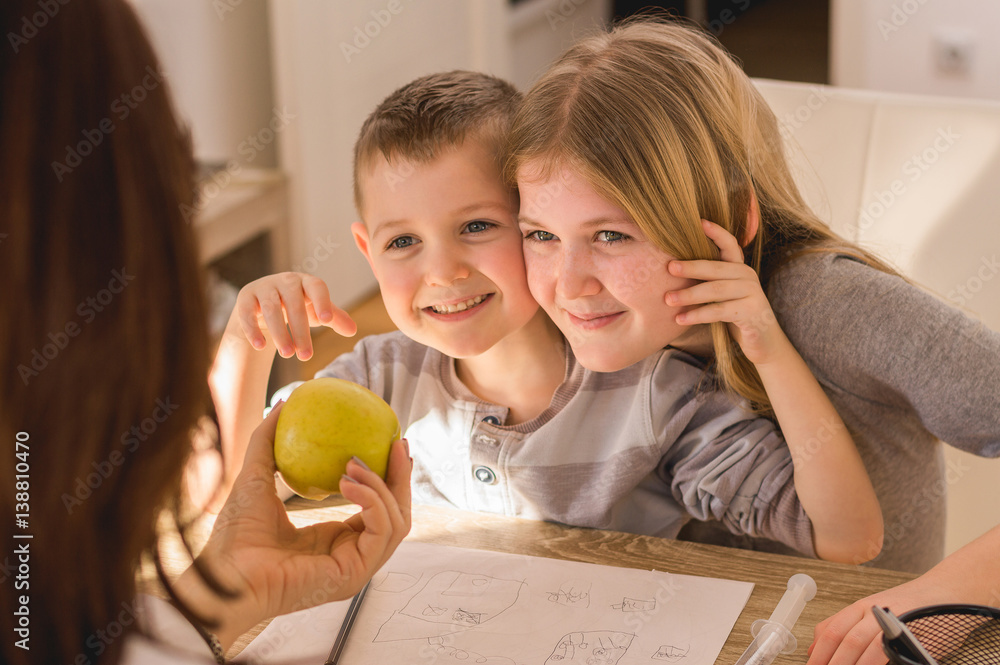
[194,168,289,270]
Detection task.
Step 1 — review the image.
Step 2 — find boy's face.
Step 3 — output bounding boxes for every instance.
[517,163,704,372]
[353,140,538,358]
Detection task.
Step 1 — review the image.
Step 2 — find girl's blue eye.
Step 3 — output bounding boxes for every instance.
[597,230,628,244]
[524,230,556,242]
[387,235,417,250]
[464,220,494,234]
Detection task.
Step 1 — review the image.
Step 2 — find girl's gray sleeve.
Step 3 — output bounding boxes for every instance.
[770,254,1000,457]
[658,392,816,556]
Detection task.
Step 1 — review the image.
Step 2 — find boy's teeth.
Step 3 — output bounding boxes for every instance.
[431,294,486,314]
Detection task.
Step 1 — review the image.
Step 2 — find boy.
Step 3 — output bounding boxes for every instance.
[210,71,882,563]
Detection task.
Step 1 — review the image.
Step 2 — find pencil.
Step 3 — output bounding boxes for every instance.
[325,581,372,665]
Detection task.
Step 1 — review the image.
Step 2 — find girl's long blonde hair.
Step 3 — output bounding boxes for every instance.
[505,16,893,416]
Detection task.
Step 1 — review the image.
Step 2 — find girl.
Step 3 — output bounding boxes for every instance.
[504,16,1000,573]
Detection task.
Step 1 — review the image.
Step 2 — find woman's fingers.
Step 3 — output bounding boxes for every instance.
[806,604,879,665]
[385,439,413,534]
[337,467,398,573]
[241,401,284,476]
[343,444,411,538]
[337,440,412,572]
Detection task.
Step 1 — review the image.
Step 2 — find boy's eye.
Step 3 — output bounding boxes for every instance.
[596,230,629,244]
[463,220,494,234]
[524,230,556,242]
[387,235,418,250]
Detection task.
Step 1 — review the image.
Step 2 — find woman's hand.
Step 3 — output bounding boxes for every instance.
[807,578,959,665]
[179,403,412,649]
[665,219,790,365]
[236,272,358,360]
[808,524,1000,665]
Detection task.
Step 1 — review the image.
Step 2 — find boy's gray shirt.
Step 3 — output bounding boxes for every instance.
[274,332,816,556]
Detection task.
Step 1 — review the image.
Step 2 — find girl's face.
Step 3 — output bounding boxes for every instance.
[517,164,708,371]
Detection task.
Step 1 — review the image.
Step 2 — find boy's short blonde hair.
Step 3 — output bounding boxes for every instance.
[353,70,522,214]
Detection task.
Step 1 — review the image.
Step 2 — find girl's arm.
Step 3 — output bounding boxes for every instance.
[666,220,883,563]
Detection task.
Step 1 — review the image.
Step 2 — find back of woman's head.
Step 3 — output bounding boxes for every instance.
[0,1,210,662]
[506,16,842,413]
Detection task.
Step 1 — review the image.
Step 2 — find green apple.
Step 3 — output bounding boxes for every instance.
[274,378,400,500]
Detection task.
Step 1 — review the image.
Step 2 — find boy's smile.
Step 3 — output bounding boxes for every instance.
[425,293,493,317]
[353,140,539,359]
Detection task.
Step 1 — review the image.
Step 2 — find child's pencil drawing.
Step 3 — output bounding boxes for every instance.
[611,597,656,612]
[544,630,634,664]
[238,542,754,665]
[652,643,690,661]
[547,579,592,608]
[374,570,524,642]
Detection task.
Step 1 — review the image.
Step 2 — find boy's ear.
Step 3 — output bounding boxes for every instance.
[351,222,376,270]
[742,189,761,247]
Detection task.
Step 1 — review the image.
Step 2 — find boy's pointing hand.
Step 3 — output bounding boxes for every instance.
[236,272,358,360]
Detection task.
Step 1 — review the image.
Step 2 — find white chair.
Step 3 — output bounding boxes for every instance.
[754,78,1000,555]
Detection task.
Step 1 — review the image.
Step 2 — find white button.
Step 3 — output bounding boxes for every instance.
[473,465,497,484]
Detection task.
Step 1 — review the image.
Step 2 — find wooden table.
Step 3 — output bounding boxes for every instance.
[205,499,914,663]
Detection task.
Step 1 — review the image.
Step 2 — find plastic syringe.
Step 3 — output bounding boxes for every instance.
[733,573,817,665]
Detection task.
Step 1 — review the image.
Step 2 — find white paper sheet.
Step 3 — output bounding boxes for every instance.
[236,541,753,665]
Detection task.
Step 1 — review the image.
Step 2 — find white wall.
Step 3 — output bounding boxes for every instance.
[129,0,277,167]
[508,0,610,90]
[268,0,609,308]
[832,0,1000,101]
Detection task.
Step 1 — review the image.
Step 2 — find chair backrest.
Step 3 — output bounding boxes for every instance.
[754,78,1000,332]
[754,78,1000,557]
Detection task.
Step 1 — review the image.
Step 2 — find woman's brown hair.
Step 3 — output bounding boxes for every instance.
[0,1,216,662]
[505,16,895,415]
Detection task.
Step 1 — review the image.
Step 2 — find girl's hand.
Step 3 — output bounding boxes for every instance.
[235,272,357,360]
[665,219,790,365]
[186,402,413,648]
